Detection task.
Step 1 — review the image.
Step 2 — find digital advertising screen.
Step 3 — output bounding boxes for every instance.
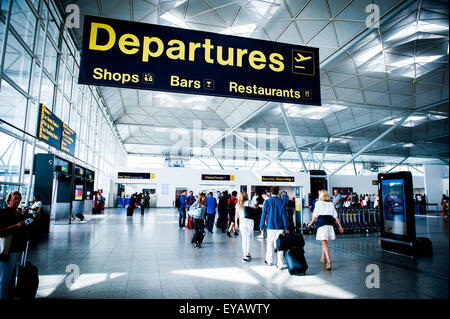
[381,179,407,236]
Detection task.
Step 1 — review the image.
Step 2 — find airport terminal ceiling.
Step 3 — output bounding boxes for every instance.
[60,0,448,171]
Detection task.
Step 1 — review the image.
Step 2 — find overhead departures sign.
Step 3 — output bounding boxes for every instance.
[78,15,321,106]
[37,104,62,150]
[61,123,76,156]
[202,174,235,181]
[36,104,76,156]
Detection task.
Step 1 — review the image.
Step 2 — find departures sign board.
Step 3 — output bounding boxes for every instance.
[78,15,321,106]
[36,104,76,156]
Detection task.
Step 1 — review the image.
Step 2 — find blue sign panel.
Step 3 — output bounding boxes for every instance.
[78,15,321,105]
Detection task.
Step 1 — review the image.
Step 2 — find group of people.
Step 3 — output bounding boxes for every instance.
[314,190,379,211]
[128,192,150,215]
[175,187,342,271]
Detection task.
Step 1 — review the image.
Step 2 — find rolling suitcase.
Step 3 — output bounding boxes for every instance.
[285,247,308,275]
[127,205,134,216]
[14,241,39,299]
[188,216,194,229]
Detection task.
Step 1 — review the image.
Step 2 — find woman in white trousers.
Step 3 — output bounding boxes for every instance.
[235,192,254,262]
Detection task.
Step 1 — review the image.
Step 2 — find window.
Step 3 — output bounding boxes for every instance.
[39,73,54,110]
[0,132,22,183]
[43,40,57,79]
[3,32,32,92]
[9,0,36,50]
[0,81,27,130]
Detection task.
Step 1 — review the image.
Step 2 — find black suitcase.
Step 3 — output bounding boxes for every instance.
[127,205,134,216]
[14,241,39,299]
[285,247,308,275]
[276,232,305,252]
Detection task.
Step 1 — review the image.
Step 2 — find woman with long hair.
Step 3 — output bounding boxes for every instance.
[235,192,254,262]
[308,190,343,270]
[191,193,206,248]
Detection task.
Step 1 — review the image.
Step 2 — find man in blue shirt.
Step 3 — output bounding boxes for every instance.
[205,192,217,233]
[186,191,196,210]
[332,189,342,209]
[179,191,187,229]
[260,186,289,269]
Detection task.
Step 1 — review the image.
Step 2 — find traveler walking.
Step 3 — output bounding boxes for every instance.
[235,192,254,262]
[179,191,187,229]
[205,192,217,233]
[307,190,344,270]
[227,191,239,237]
[190,193,206,248]
[260,186,289,270]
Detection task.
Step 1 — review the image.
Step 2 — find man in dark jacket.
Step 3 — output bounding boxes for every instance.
[217,191,228,232]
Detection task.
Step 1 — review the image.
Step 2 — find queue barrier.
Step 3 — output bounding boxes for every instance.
[302,207,381,235]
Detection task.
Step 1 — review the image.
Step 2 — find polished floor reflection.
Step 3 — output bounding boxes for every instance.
[27,208,449,299]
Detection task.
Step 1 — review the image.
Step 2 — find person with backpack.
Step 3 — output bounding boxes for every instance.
[140,194,145,215]
[227,191,239,237]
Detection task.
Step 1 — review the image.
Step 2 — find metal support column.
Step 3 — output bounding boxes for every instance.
[210,148,223,170]
[329,114,411,177]
[0,0,13,91]
[279,104,308,173]
[386,157,408,173]
[24,6,49,205]
[352,159,358,176]
[232,132,292,173]
[318,137,330,170]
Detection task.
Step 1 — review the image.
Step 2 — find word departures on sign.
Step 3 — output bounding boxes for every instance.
[117,172,155,179]
[78,16,321,106]
[37,104,76,156]
[262,176,295,182]
[202,174,235,181]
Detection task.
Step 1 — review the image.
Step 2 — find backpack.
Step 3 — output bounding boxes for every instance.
[228,197,236,214]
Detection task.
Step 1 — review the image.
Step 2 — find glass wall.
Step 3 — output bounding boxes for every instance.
[0,0,126,199]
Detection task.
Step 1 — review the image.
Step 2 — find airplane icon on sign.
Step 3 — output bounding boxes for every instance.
[294,53,312,69]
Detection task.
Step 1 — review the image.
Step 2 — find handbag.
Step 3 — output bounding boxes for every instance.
[0,235,13,257]
[243,206,258,220]
[188,206,203,219]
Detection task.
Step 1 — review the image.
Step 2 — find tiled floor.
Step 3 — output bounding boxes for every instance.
[27,208,449,299]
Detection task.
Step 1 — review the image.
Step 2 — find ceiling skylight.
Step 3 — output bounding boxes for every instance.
[389,55,444,68]
[160,12,190,29]
[387,21,449,41]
